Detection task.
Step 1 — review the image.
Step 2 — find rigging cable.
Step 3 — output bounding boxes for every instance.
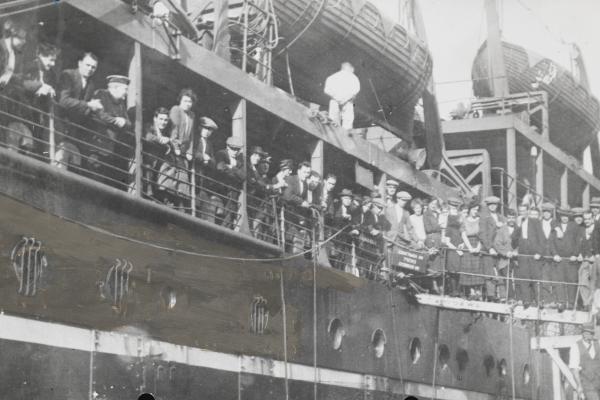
[275,0,326,57]
[280,271,290,400]
[312,226,318,400]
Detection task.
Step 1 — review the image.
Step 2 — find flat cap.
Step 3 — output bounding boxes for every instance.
[541,202,555,211]
[198,116,218,130]
[339,188,353,198]
[396,191,412,201]
[447,197,462,207]
[249,146,267,156]
[484,196,500,204]
[372,198,385,208]
[226,136,243,149]
[571,207,585,216]
[362,196,373,205]
[557,206,572,216]
[386,179,399,187]
[106,75,130,85]
[505,209,517,217]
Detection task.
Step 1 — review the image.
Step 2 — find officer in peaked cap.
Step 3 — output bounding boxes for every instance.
[570,322,600,400]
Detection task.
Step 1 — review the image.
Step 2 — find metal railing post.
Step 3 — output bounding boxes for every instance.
[241,1,249,73]
[48,102,56,164]
[133,42,143,197]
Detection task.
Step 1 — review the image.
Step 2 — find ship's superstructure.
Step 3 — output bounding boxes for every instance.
[0,1,598,400]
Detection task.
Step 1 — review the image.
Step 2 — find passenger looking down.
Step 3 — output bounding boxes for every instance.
[214,136,245,229]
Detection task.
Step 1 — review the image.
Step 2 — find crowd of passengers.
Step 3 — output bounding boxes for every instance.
[2,20,600,312]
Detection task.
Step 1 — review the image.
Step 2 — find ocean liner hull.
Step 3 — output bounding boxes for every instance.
[0,150,554,399]
[472,40,600,157]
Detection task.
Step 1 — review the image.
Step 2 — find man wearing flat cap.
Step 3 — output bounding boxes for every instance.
[385,190,413,245]
[536,202,562,304]
[555,206,583,308]
[478,196,505,300]
[90,74,133,185]
[214,136,246,228]
[570,322,600,399]
[272,159,292,195]
[193,116,218,221]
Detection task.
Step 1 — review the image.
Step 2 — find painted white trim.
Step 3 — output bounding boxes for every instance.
[0,314,525,400]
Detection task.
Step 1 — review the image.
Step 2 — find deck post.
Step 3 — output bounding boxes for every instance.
[310,139,324,176]
[506,128,517,209]
[133,41,143,198]
[232,98,250,233]
[560,167,568,208]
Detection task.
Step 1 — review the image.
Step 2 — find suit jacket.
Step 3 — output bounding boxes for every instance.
[282,175,308,207]
[516,218,543,256]
[494,224,518,270]
[554,221,582,257]
[215,149,245,188]
[580,224,600,258]
[194,136,215,171]
[479,211,505,252]
[57,69,95,121]
[92,89,132,130]
[20,59,57,94]
[169,105,195,156]
[384,202,413,244]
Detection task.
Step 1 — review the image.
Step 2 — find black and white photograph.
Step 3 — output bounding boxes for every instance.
[0,0,599,399]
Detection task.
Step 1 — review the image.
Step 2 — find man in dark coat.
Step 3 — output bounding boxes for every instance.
[56,51,103,169]
[214,136,245,228]
[537,203,562,305]
[554,207,583,308]
[479,196,505,300]
[515,208,544,305]
[90,75,133,188]
[193,116,218,221]
[570,322,600,400]
[19,42,59,157]
[578,211,600,309]
[142,107,170,198]
[282,161,313,253]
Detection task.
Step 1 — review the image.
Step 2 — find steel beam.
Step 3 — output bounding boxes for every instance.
[63,0,456,199]
[560,167,568,208]
[442,115,514,134]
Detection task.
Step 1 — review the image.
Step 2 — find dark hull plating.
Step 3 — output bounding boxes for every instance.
[0,149,553,399]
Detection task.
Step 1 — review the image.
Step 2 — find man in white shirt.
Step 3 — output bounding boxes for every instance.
[324,62,360,130]
[570,322,600,400]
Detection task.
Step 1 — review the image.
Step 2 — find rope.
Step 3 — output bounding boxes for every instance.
[509,308,516,400]
[280,271,290,400]
[55,211,350,263]
[275,0,326,57]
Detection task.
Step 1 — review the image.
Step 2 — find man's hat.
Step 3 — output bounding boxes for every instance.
[249,146,268,156]
[386,179,399,187]
[484,196,500,204]
[447,197,462,207]
[106,75,130,85]
[279,159,293,170]
[571,207,585,216]
[226,136,243,149]
[590,197,600,208]
[339,188,353,198]
[581,322,596,333]
[362,196,373,205]
[372,198,385,208]
[557,206,572,216]
[506,209,517,217]
[396,191,412,201]
[310,170,321,179]
[541,202,555,211]
[199,116,218,130]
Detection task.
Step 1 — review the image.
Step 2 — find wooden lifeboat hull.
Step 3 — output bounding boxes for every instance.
[271,0,433,137]
[472,41,600,157]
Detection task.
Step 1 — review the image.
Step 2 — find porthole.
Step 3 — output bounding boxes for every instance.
[456,348,469,372]
[498,359,507,377]
[328,319,345,350]
[409,338,422,364]
[371,329,386,358]
[483,355,495,377]
[523,364,531,385]
[438,345,450,369]
[138,394,155,400]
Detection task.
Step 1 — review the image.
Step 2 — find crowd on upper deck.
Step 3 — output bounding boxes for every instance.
[1,17,600,312]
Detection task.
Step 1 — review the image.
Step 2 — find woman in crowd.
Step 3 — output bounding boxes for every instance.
[460,199,484,299]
